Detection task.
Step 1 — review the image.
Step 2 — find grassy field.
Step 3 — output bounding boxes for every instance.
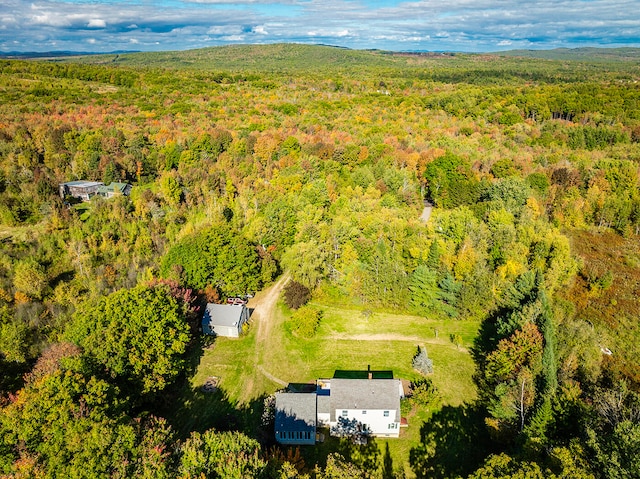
[179,286,480,476]
[191,301,479,404]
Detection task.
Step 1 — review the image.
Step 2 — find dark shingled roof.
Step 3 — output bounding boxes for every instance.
[275,392,316,432]
[317,394,331,416]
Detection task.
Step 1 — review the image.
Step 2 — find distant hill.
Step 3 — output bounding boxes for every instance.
[10,44,639,82]
[494,47,640,61]
[0,50,138,60]
[5,44,640,67]
[64,43,463,72]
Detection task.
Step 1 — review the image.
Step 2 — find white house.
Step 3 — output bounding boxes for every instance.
[201,303,250,338]
[325,376,402,437]
[275,369,404,445]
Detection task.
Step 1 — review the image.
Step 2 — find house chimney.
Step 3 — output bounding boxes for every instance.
[368,364,372,380]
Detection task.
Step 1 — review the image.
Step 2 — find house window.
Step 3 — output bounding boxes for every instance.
[362,410,367,415]
[383,410,389,417]
[342,410,348,417]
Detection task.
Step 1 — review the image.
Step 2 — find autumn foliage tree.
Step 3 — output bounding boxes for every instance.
[283,280,312,310]
[483,322,544,435]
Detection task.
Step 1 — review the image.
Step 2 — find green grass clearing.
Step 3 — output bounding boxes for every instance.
[177,297,480,476]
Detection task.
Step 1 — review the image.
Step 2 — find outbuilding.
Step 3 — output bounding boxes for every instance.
[201,303,250,338]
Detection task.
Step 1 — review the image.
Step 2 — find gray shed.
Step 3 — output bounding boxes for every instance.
[201,303,249,338]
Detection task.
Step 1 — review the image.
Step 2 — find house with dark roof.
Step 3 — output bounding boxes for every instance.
[275,369,404,445]
[59,180,104,201]
[201,303,250,338]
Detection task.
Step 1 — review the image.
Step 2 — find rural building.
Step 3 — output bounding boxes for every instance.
[59,180,132,201]
[275,369,404,445]
[97,182,132,198]
[275,391,317,445]
[201,303,250,338]
[59,180,104,201]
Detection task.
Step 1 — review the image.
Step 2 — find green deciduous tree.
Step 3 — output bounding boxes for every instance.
[484,322,544,433]
[178,429,266,479]
[66,284,191,394]
[316,454,368,479]
[0,357,174,478]
[289,305,322,338]
[161,224,262,295]
[13,258,48,300]
[281,240,328,289]
[424,152,481,208]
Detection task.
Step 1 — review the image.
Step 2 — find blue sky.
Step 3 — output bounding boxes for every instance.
[1,0,640,53]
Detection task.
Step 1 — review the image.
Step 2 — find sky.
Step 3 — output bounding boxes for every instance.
[1,0,640,53]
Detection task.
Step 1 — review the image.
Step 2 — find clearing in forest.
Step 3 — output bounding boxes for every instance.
[191,275,478,406]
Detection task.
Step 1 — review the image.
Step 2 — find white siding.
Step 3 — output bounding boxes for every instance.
[213,325,239,337]
[317,412,330,425]
[334,409,400,437]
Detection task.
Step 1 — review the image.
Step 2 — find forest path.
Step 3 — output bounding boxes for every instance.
[420,205,432,222]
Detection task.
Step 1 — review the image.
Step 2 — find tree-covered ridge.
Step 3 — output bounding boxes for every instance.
[495,47,640,61]
[0,45,638,477]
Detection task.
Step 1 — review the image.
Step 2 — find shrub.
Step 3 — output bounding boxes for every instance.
[412,346,434,375]
[409,377,440,408]
[283,280,311,310]
[289,305,322,338]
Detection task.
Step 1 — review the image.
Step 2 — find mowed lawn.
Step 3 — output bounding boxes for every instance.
[192,302,479,404]
[187,297,480,476]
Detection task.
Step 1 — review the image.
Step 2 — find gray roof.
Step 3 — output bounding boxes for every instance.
[62,180,103,187]
[330,378,401,421]
[317,394,331,415]
[275,392,316,432]
[203,303,245,327]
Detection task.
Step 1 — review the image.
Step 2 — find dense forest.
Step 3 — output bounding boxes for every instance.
[0,44,639,478]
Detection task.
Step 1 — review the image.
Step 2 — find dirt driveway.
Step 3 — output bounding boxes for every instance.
[246,273,290,387]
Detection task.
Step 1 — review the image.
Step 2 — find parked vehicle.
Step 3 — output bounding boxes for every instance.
[227,297,248,305]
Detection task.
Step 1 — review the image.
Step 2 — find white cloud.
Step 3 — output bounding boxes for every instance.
[207,25,242,35]
[31,12,70,27]
[498,40,512,46]
[220,34,245,41]
[253,25,268,35]
[87,19,106,28]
